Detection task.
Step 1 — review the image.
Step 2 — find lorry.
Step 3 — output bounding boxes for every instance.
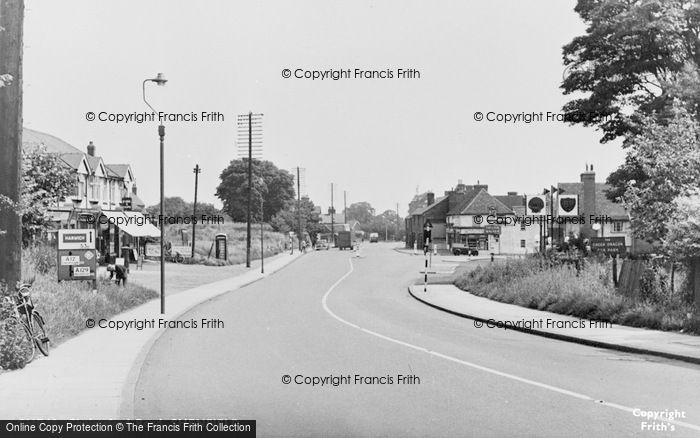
[369,232,379,243]
[336,231,353,250]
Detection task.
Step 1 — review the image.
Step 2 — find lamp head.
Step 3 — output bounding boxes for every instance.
[152,73,167,86]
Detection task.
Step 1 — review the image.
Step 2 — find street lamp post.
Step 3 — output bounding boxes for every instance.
[143,73,167,314]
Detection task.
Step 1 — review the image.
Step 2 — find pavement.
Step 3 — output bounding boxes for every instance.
[408,284,700,365]
[0,251,302,419]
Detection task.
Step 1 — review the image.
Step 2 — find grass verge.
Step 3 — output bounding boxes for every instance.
[0,245,157,370]
[454,257,700,335]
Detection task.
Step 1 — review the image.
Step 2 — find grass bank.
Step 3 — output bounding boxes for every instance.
[163,222,288,266]
[454,257,700,335]
[1,245,157,370]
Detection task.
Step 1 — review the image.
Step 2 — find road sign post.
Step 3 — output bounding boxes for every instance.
[57,230,97,291]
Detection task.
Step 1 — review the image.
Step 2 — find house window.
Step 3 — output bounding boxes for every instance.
[520,239,526,248]
[612,221,624,233]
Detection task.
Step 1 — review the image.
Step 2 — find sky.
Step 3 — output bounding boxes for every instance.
[22,0,626,216]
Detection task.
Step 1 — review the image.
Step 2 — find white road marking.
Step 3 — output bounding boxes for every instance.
[321,258,700,433]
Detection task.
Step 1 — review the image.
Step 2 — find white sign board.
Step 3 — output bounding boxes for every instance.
[60,255,81,266]
[73,266,91,277]
[58,229,95,250]
[146,244,161,257]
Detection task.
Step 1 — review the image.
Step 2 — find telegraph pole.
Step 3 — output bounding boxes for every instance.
[344,191,347,224]
[330,183,335,247]
[191,164,201,258]
[237,112,263,268]
[297,167,301,250]
[0,0,24,290]
[396,203,400,241]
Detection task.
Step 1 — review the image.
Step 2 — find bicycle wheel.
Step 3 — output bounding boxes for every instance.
[30,312,49,356]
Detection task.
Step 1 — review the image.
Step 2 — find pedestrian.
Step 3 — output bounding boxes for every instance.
[107,264,127,286]
[301,240,307,253]
[289,237,294,255]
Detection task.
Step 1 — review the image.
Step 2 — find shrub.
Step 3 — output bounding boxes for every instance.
[0,298,33,370]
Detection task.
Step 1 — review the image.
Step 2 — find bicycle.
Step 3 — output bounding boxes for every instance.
[4,282,50,364]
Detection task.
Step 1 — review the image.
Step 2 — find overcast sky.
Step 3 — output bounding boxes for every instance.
[22,0,625,216]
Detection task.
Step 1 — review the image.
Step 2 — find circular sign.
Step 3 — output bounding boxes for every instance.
[528,197,545,213]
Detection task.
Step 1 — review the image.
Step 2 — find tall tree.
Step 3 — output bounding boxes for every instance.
[345,201,374,225]
[216,159,295,222]
[562,0,700,201]
[562,0,700,141]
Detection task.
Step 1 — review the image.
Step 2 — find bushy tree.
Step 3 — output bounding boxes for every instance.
[622,104,700,249]
[20,145,75,243]
[345,201,374,225]
[270,196,323,241]
[216,159,295,222]
[145,196,221,218]
[665,192,700,260]
[562,0,700,200]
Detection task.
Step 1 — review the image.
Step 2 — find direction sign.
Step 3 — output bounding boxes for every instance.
[57,249,97,281]
[590,237,626,256]
[58,229,95,250]
[73,266,91,277]
[60,255,81,266]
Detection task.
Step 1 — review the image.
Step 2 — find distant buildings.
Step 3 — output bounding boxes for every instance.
[406,182,537,254]
[406,167,646,255]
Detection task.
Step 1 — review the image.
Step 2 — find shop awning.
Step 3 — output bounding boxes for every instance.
[101,210,161,238]
[121,211,161,237]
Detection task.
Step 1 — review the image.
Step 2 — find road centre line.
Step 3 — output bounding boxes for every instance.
[320,258,700,433]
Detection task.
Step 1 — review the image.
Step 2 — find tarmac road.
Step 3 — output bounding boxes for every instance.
[132,243,700,437]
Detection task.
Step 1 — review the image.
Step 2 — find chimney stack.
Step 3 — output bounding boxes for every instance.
[426,192,435,206]
[580,164,596,237]
[87,141,95,157]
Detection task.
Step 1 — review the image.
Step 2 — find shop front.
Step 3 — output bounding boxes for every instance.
[449,227,490,252]
[98,211,160,265]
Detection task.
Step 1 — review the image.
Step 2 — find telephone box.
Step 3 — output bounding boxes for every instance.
[215,233,228,261]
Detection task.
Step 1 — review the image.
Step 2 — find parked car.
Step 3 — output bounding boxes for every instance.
[452,245,479,256]
[369,232,379,243]
[315,239,330,250]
